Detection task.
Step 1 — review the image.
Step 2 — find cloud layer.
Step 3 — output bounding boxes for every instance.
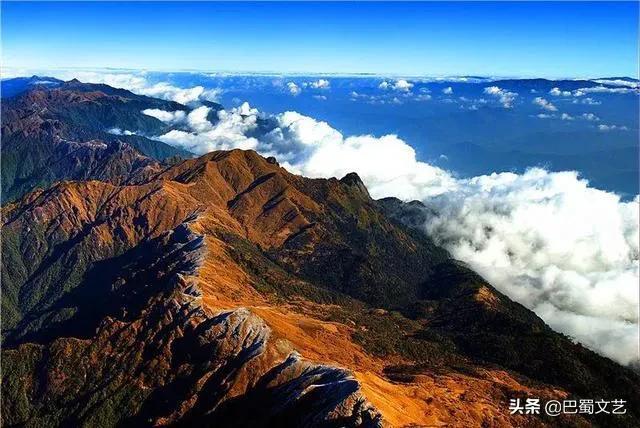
[424,170,639,365]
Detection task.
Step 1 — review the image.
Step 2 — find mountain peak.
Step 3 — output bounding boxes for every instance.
[340,172,370,198]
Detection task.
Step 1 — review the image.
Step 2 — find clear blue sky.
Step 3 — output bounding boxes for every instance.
[2,1,638,78]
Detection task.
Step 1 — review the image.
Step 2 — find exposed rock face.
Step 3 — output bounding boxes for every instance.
[340,172,370,199]
[2,81,640,428]
[2,220,382,427]
[376,197,431,229]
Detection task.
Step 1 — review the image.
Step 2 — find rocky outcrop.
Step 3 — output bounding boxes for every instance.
[2,220,382,427]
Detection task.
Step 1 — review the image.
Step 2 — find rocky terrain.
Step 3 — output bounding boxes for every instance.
[2,80,639,427]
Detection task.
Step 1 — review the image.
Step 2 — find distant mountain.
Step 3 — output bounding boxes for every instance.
[2,82,639,427]
[491,78,608,92]
[598,76,639,82]
[1,75,63,98]
[0,79,198,202]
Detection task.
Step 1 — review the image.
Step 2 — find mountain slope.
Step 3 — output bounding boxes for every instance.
[3,219,381,427]
[0,79,196,202]
[3,149,639,427]
[0,75,64,98]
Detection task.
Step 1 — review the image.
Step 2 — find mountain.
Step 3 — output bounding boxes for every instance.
[1,75,64,98]
[0,78,199,203]
[2,82,639,427]
[489,78,617,92]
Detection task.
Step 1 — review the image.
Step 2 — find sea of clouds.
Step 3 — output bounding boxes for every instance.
[35,70,640,366]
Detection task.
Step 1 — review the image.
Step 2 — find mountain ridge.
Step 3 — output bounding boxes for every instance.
[2,81,639,427]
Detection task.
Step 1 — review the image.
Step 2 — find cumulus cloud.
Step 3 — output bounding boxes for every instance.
[287,82,301,96]
[549,87,572,97]
[309,79,330,89]
[137,83,222,105]
[574,86,638,95]
[598,124,629,132]
[263,112,456,200]
[422,171,639,365]
[142,108,187,125]
[442,86,453,95]
[572,97,601,105]
[380,79,414,92]
[592,79,639,88]
[414,94,432,101]
[581,113,600,121]
[154,102,259,153]
[533,97,558,112]
[393,79,414,91]
[351,88,428,105]
[483,86,518,108]
[561,113,574,121]
[458,97,488,111]
[107,128,136,136]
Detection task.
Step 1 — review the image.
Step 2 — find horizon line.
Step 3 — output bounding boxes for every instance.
[2,66,637,82]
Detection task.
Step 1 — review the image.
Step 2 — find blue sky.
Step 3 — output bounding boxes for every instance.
[2,1,638,78]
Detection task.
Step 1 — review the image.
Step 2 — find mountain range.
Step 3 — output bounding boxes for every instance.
[1,79,639,427]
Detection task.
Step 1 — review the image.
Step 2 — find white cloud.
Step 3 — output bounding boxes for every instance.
[154,102,259,153]
[107,128,136,136]
[581,113,600,121]
[423,170,639,365]
[483,86,518,108]
[442,86,453,95]
[533,97,558,112]
[393,79,414,91]
[574,86,638,95]
[309,79,330,89]
[264,112,456,201]
[287,82,301,96]
[572,97,601,105]
[351,88,429,105]
[549,87,572,97]
[591,79,639,89]
[598,124,629,132]
[137,83,222,105]
[185,105,215,132]
[380,79,414,92]
[536,113,554,119]
[561,113,574,121]
[313,95,327,101]
[142,108,187,125]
